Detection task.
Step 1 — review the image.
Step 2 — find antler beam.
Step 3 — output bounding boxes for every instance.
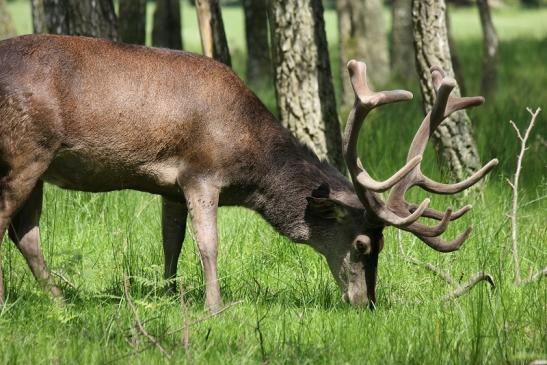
[343,60,498,252]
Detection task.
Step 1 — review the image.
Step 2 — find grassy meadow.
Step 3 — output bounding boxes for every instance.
[1,1,546,364]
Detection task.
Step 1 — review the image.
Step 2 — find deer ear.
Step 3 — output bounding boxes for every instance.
[306,184,350,221]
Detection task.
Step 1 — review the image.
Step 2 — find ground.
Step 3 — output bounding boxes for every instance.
[1,2,546,364]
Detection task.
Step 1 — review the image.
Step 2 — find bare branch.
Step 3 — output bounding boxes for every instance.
[123,275,171,359]
[51,270,77,290]
[521,267,547,286]
[442,272,495,301]
[509,107,541,286]
[398,231,495,301]
[403,255,456,286]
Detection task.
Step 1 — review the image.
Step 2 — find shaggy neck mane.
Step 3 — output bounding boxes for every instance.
[245,133,353,242]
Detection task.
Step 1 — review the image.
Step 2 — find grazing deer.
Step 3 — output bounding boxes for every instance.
[0,35,497,310]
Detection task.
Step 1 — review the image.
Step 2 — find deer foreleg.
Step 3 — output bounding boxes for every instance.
[182,181,222,312]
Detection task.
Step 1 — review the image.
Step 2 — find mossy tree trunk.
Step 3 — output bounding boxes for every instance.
[119,0,146,45]
[270,0,344,172]
[0,0,17,40]
[391,0,414,82]
[195,0,231,66]
[412,0,482,179]
[153,0,183,50]
[242,0,271,89]
[41,0,118,40]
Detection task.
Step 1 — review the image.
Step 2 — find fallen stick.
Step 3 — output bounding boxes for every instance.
[441,272,495,301]
[123,275,171,359]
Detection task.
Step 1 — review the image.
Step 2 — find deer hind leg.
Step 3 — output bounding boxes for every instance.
[8,180,61,300]
[161,197,188,293]
[181,180,221,312]
[0,147,55,304]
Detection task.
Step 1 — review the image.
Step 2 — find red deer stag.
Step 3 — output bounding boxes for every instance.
[0,35,497,310]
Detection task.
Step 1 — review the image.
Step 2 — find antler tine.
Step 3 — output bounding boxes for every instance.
[384,65,496,248]
[408,204,472,221]
[414,226,473,253]
[347,60,414,108]
[343,60,427,228]
[418,158,499,194]
[343,60,421,194]
[408,66,498,195]
[355,157,421,193]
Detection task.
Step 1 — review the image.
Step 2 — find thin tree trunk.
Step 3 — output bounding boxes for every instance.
[153,0,183,50]
[391,0,414,82]
[477,0,498,98]
[195,0,231,66]
[270,0,345,172]
[337,0,389,105]
[119,0,146,45]
[0,0,17,40]
[43,0,118,40]
[31,0,47,34]
[412,0,482,179]
[242,0,271,89]
[445,6,466,96]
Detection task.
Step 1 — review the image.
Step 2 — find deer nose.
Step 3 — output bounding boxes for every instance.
[353,235,372,255]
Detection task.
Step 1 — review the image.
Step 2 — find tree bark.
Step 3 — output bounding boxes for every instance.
[270,0,345,172]
[31,0,48,34]
[391,0,414,82]
[477,0,498,98]
[195,0,231,66]
[412,0,482,179]
[242,0,271,89]
[42,0,118,40]
[153,0,183,50]
[337,0,390,106]
[0,0,17,40]
[119,0,146,45]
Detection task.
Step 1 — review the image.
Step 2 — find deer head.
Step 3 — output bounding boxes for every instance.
[314,60,498,307]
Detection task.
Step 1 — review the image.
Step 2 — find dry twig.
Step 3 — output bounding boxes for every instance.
[51,270,77,290]
[106,298,242,365]
[123,275,171,359]
[397,232,495,301]
[508,107,546,286]
[441,272,495,301]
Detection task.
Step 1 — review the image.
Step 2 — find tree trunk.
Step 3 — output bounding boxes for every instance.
[119,0,146,45]
[43,0,118,40]
[412,0,482,179]
[337,0,390,106]
[270,0,345,172]
[153,0,183,50]
[31,0,48,33]
[445,7,466,95]
[391,0,414,82]
[195,0,231,66]
[242,0,271,89]
[477,0,498,98]
[0,0,17,40]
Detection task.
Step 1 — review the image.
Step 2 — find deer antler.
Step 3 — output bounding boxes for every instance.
[343,61,498,252]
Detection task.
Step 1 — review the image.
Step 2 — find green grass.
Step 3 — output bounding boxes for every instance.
[2,2,546,364]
